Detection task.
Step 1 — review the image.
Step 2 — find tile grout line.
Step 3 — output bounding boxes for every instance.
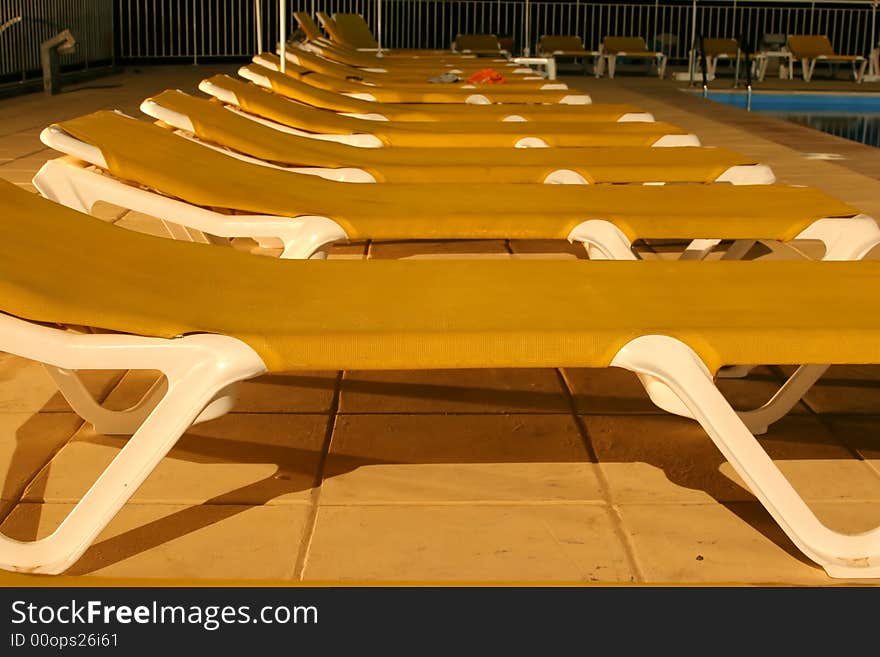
[554,368,645,583]
[291,370,343,580]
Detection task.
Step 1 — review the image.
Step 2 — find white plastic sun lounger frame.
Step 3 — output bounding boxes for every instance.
[249,54,592,105]
[2,310,880,577]
[229,68,699,148]
[798,54,867,83]
[34,129,879,263]
[139,98,771,186]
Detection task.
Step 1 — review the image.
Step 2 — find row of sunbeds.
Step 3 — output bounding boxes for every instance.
[312,11,865,83]
[1,13,879,581]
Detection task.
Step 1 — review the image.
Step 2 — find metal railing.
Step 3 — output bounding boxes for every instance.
[6,2,872,67]
[0,0,114,81]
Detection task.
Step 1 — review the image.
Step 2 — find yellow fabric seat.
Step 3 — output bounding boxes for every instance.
[538,36,595,56]
[151,89,754,184]
[602,37,661,56]
[55,111,857,245]
[787,35,863,61]
[250,55,578,104]
[317,11,451,57]
[214,73,685,147]
[229,67,633,121]
[453,34,506,56]
[3,178,880,377]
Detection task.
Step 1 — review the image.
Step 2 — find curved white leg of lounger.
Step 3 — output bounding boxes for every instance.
[465,94,492,104]
[559,94,591,105]
[795,215,880,261]
[612,335,880,578]
[652,134,701,147]
[714,164,776,185]
[0,316,267,574]
[543,169,589,184]
[514,137,549,148]
[540,83,568,90]
[43,366,169,435]
[618,112,654,122]
[502,115,527,122]
[679,239,722,260]
[737,364,830,435]
[567,220,637,260]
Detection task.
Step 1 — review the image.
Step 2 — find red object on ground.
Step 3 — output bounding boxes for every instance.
[465,68,507,84]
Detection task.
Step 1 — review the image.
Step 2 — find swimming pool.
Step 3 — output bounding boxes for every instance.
[701,91,880,148]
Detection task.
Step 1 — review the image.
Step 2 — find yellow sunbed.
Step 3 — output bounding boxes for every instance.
[787,35,867,82]
[233,65,643,122]
[251,53,587,105]
[281,46,554,88]
[39,111,870,266]
[2,179,879,579]
[317,11,451,57]
[144,89,771,185]
[206,73,695,148]
[600,36,667,78]
[452,34,508,57]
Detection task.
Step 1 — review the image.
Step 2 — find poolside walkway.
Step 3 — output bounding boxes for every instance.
[0,66,879,585]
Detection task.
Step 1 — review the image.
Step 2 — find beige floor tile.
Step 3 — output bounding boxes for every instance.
[618,502,844,584]
[584,414,880,504]
[322,414,601,504]
[825,415,880,471]
[22,413,329,505]
[507,239,586,259]
[236,372,340,413]
[339,369,568,413]
[0,413,81,518]
[563,368,659,414]
[799,365,880,414]
[1,502,308,579]
[303,505,635,582]
[369,239,509,259]
[0,354,123,413]
[564,366,803,415]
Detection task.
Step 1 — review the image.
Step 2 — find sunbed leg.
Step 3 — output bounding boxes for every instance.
[606,55,617,79]
[612,335,880,578]
[0,323,266,574]
[737,364,829,435]
[795,215,880,261]
[567,220,637,260]
[679,239,721,260]
[43,366,168,435]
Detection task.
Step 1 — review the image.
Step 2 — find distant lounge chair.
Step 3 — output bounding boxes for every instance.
[787,35,867,82]
[696,38,764,80]
[600,36,667,79]
[537,35,603,76]
[452,34,509,57]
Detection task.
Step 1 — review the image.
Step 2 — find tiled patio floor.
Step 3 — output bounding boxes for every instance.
[1,65,879,585]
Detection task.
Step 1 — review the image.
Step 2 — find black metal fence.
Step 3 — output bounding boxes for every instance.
[1,1,876,79]
[0,0,114,83]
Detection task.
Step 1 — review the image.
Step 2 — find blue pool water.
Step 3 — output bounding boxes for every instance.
[703,91,880,148]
